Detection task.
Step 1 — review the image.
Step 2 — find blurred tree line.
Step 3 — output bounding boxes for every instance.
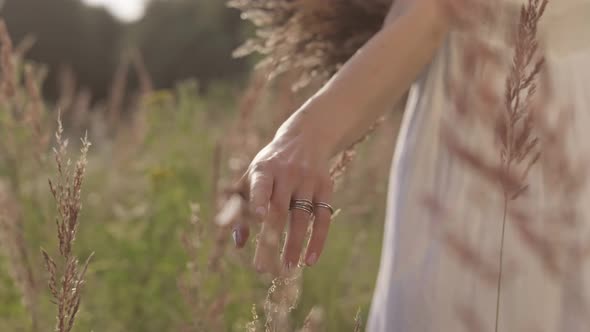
[1,0,250,103]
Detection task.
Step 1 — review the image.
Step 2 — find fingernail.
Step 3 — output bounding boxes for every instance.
[306,253,318,266]
[232,229,241,248]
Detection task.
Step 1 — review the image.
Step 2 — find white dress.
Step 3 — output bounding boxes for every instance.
[367,1,590,331]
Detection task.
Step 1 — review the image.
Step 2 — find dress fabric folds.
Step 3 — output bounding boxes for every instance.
[367,1,590,331]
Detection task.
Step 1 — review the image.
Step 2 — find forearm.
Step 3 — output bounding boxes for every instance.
[279,0,451,155]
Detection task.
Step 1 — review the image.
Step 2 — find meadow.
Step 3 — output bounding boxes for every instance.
[0,20,402,332]
[2,1,570,331]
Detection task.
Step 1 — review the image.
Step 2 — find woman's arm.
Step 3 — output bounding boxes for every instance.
[236,0,453,274]
[279,0,451,154]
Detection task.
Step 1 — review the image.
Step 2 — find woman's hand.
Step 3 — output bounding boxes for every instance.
[234,113,335,273]
[231,0,458,274]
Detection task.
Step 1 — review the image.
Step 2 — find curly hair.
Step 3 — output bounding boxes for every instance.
[229,0,391,89]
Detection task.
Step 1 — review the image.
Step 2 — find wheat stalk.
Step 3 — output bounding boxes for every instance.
[42,116,93,332]
[425,0,550,329]
[493,1,548,330]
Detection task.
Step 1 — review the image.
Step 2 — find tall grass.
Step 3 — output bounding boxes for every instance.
[427,0,590,329]
[0,14,392,331]
[2,0,578,330]
[41,117,92,332]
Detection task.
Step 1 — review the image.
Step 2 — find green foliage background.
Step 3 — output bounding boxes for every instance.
[2,0,250,101]
[0,77,396,330]
[0,1,398,330]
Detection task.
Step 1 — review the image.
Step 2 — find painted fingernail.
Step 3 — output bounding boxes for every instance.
[306,253,318,266]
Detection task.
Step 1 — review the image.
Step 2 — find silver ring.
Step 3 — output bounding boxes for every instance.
[290,199,314,215]
[290,204,313,215]
[293,199,312,206]
[313,202,334,215]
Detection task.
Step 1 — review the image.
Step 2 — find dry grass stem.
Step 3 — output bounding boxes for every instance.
[263,271,303,332]
[129,48,154,96]
[0,180,39,330]
[297,306,324,332]
[428,0,590,330]
[107,54,131,128]
[43,116,93,332]
[178,203,210,331]
[353,308,363,332]
[0,20,15,99]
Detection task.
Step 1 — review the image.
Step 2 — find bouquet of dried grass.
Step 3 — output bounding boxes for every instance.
[229,0,391,89]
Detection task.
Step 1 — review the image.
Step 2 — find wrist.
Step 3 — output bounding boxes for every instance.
[276,95,343,157]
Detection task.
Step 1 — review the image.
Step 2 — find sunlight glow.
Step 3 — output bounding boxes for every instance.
[81,0,147,22]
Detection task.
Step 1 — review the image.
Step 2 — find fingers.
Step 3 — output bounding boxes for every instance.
[232,165,274,249]
[248,165,274,219]
[304,177,334,266]
[253,179,291,274]
[282,184,314,272]
[233,157,335,273]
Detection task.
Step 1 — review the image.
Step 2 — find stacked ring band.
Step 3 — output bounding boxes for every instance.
[290,199,314,215]
[289,199,334,216]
